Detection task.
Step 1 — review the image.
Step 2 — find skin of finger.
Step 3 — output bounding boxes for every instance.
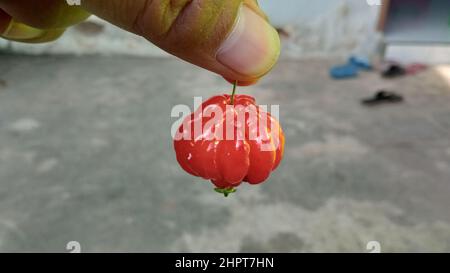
[145,0,276,82]
[224,77,259,87]
[0,0,90,29]
[82,0,277,83]
[1,0,276,82]
[244,0,269,21]
[0,8,11,33]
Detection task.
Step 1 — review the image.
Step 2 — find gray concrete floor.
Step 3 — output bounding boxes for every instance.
[0,55,450,252]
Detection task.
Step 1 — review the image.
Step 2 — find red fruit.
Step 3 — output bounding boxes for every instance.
[173,94,285,197]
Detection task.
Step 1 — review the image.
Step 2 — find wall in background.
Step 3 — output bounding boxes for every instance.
[0,0,381,58]
[261,0,381,58]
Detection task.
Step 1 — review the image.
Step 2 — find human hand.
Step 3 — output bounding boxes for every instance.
[0,0,280,85]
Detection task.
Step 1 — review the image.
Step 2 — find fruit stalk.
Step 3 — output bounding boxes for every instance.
[230,80,238,105]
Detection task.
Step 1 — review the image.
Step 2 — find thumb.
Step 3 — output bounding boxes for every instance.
[81,0,280,85]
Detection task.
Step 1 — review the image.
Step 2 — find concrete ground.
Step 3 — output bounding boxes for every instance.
[0,55,450,252]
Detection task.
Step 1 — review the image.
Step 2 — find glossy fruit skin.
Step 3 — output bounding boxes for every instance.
[174,94,284,190]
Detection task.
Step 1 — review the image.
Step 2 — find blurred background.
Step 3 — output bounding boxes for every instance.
[1,0,450,252]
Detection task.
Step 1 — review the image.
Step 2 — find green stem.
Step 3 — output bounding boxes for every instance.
[214,187,237,197]
[230,81,238,105]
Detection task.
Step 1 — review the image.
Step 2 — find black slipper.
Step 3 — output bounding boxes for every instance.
[362,91,404,106]
[382,64,406,78]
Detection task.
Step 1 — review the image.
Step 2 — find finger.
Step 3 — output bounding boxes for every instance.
[224,77,259,87]
[0,0,89,29]
[0,8,11,33]
[81,0,280,83]
[0,9,65,43]
[2,22,65,43]
[0,1,86,43]
[18,29,65,43]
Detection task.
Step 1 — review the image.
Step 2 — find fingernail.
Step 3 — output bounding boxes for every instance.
[224,77,259,86]
[2,20,45,40]
[217,6,280,78]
